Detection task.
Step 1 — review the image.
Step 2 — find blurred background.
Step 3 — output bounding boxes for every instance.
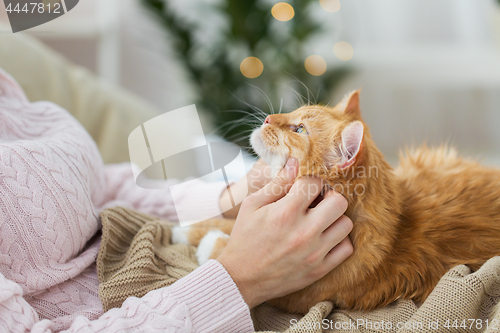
[1,0,500,177]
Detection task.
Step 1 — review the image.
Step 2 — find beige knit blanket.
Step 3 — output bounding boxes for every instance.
[97,207,500,332]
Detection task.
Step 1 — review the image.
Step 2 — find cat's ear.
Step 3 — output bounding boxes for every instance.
[338,90,361,118]
[338,121,364,169]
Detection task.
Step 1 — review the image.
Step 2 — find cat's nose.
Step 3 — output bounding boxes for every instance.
[264,116,272,124]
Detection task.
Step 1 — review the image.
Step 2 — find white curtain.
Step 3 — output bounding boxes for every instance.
[337,0,496,46]
[327,0,500,165]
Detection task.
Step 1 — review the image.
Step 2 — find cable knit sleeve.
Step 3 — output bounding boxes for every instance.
[0,260,254,333]
[0,68,252,332]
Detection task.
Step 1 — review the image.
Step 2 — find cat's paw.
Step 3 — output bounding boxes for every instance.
[171,226,190,245]
[196,230,229,265]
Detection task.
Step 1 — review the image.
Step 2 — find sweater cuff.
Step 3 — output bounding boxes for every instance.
[168,260,254,333]
[169,180,228,224]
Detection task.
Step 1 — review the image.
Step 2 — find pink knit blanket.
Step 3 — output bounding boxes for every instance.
[0,69,231,332]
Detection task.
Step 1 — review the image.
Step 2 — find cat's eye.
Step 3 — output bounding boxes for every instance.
[295,124,308,135]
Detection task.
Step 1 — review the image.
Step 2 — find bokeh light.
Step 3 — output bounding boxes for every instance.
[304,55,327,76]
[240,57,264,78]
[319,0,340,13]
[42,0,61,5]
[333,41,354,61]
[271,2,295,22]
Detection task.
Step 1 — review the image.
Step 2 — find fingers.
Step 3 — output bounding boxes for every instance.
[247,159,273,193]
[309,190,348,232]
[283,177,324,210]
[320,215,353,255]
[321,237,353,273]
[249,158,299,208]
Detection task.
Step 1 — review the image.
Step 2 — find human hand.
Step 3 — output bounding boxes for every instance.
[217,158,354,309]
[220,158,273,219]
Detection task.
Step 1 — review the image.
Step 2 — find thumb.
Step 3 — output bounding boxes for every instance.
[251,157,299,208]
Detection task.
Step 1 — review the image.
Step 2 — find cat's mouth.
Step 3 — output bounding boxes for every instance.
[251,127,288,177]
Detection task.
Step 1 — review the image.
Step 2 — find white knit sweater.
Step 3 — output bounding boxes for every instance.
[0,69,253,333]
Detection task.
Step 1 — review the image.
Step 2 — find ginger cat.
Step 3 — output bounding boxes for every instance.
[172,91,500,314]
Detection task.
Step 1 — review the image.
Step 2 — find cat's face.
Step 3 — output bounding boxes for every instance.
[251,91,365,178]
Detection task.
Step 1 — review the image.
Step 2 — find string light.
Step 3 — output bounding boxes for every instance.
[305,55,327,76]
[240,57,264,78]
[271,2,295,22]
[42,0,60,5]
[333,41,354,61]
[319,0,340,13]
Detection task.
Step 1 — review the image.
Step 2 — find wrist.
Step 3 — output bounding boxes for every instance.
[217,254,261,309]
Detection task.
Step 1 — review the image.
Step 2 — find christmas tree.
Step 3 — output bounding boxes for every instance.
[141,0,349,147]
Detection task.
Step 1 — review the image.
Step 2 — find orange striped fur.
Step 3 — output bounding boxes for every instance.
[176,91,500,314]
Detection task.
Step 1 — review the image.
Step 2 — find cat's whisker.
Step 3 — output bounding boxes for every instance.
[210,114,262,135]
[235,145,254,150]
[217,124,251,138]
[280,84,307,110]
[219,126,259,140]
[279,98,284,114]
[225,128,256,137]
[224,126,256,136]
[229,107,260,121]
[224,109,267,122]
[218,115,261,126]
[285,73,317,105]
[283,78,310,106]
[208,120,261,141]
[245,83,275,115]
[222,117,262,128]
[229,92,270,119]
[226,131,255,143]
[315,87,322,105]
